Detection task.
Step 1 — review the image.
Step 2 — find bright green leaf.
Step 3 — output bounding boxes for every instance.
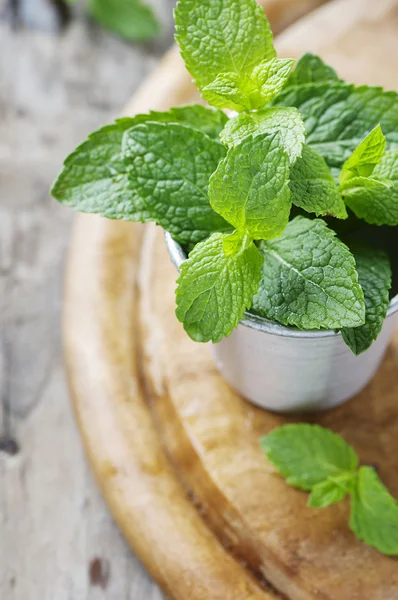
[260,424,359,491]
[208,132,291,240]
[342,150,398,226]
[142,105,229,138]
[252,217,366,329]
[176,231,263,342]
[175,0,276,96]
[286,53,341,87]
[350,466,398,556]
[122,122,230,244]
[341,242,392,355]
[220,107,305,165]
[290,145,347,218]
[251,57,295,106]
[203,72,256,112]
[88,0,159,41]
[340,125,386,187]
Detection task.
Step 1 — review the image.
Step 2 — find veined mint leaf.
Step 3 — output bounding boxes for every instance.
[52,119,140,217]
[175,231,263,343]
[342,150,398,226]
[122,122,230,245]
[52,106,227,218]
[290,145,347,218]
[220,107,305,165]
[260,424,359,491]
[208,133,291,240]
[286,53,341,87]
[273,83,398,168]
[341,242,392,355]
[308,473,356,508]
[175,0,276,97]
[252,217,366,329]
[203,72,255,112]
[251,58,295,107]
[88,0,159,42]
[350,466,398,556]
[340,125,386,187]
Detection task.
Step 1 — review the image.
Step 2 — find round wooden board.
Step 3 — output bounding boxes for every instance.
[64,1,398,599]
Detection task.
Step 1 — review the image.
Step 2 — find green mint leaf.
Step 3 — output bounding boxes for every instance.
[208,133,291,240]
[341,242,392,355]
[220,107,305,165]
[340,125,386,187]
[175,231,263,343]
[88,0,159,42]
[273,83,398,169]
[52,118,140,217]
[350,466,398,556]
[290,145,347,218]
[52,106,226,215]
[203,72,256,112]
[286,53,341,87]
[252,216,366,329]
[308,473,356,508]
[260,424,359,492]
[122,122,230,245]
[175,0,276,97]
[251,58,295,106]
[342,150,398,226]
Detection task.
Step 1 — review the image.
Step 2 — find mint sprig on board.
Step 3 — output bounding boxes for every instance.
[52,0,396,352]
[261,424,398,556]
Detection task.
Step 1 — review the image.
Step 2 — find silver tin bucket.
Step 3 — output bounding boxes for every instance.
[165,233,398,413]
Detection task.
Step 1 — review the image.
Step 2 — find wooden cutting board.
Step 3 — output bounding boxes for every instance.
[64,1,398,599]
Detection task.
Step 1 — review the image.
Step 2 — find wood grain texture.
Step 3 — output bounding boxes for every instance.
[61,0,398,599]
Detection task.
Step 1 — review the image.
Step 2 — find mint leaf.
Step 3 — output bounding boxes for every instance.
[52,106,226,218]
[340,125,386,187]
[251,58,295,106]
[175,0,276,97]
[290,145,347,218]
[308,473,356,508]
[88,0,159,42]
[260,424,359,491]
[252,217,366,329]
[341,149,398,226]
[208,133,291,240]
[122,122,230,245]
[52,119,139,217]
[175,231,263,343]
[203,72,255,112]
[341,242,392,355]
[220,107,305,165]
[273,83,398,168]
[286,53,341,87]
[350,466,398,556]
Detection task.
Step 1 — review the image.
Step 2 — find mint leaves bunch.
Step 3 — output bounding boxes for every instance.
[52,0,398,355]
[261,424,398,556]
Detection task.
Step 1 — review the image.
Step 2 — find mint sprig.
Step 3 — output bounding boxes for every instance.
[261,424,398,555]
[52,0,396,352]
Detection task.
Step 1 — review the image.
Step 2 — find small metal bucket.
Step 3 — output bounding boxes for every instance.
[165,233,398,413]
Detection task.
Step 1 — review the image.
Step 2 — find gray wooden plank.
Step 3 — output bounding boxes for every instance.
[0,1,174,597]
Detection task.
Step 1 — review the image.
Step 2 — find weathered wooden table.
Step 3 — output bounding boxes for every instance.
[0,1,173,597]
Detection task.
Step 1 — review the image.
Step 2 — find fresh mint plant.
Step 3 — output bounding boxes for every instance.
[261,424,398,556]
[52,0,397,355]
